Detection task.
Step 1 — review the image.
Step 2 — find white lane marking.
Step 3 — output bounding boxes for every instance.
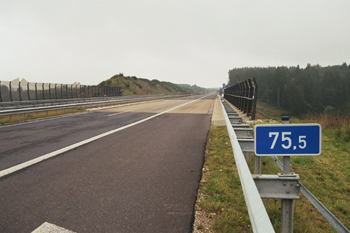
[0,95,210,178]
[32,222,75,233]
[107,110,131,117]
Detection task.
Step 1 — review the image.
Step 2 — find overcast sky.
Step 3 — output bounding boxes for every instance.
[1,1,349,88]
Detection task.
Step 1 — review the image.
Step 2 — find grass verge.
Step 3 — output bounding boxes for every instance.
[193,126,252,232]
[0,108,85,125]
[194,107,349,232]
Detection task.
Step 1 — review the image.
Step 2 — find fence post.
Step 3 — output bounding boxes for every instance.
[238,83,243,110]
[0,81,2,102]
[42,83,45,100]
[35,83,38,100]
[247,79,253,116]
[251,78,258,120]
[60,84,62,99]
[245,80,250,113]
[19,81,22,101]
[55,84,58,99]
[244,81,248,112]
[27,82,30,100]
[71,84,73,98]
[49,83,52,99]
[9,81,13,101]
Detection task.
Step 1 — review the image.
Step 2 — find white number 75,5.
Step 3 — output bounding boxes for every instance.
[269,132,307,150]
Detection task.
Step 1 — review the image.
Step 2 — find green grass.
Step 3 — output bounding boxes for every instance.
[196,104,350,232]
[251,112,350,232]
[265,128,350,232]
[197,126,252,232]
[0,108,85,125]
[256,101,285,120]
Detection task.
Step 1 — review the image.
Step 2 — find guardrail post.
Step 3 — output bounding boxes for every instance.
[281,116,294,233]
[254,155,261,174]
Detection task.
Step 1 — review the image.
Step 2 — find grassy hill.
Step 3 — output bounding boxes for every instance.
[98,73,214,96]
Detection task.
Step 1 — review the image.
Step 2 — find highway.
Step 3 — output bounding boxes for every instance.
[0,94,215,233]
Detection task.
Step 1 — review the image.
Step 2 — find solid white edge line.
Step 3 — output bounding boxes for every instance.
[0,95,210,178]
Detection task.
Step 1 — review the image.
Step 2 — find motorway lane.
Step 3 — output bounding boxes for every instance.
[0,95,207,171]
[0,94,215,232]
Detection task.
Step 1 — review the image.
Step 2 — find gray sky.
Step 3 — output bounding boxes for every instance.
[1,0,349,88]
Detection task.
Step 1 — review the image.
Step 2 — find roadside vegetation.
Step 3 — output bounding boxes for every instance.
[99,73,216,96]
[0,108,85,125]
[194,126,251,232]
[195,103,350,232]
[228,63,350,116]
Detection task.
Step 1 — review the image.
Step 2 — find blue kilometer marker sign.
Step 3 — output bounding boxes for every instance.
[254,124,321,156]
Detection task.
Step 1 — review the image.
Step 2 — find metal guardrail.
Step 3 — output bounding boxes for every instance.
[221,92,349,233]
[219,96,275,233]
[224,77,258,120]
[0,94,186,118]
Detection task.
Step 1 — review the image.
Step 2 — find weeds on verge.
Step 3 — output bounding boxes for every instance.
[302,113,350,142]
[197,111,350,232]
[0,108,85,125]
[196,126,252,232]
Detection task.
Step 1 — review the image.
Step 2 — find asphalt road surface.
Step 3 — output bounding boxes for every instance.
[0,94,215,233]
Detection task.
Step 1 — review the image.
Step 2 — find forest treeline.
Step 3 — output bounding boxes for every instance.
[228,63,350,116]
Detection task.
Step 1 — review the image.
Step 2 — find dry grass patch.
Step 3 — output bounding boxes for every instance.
[0,108,85,125]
